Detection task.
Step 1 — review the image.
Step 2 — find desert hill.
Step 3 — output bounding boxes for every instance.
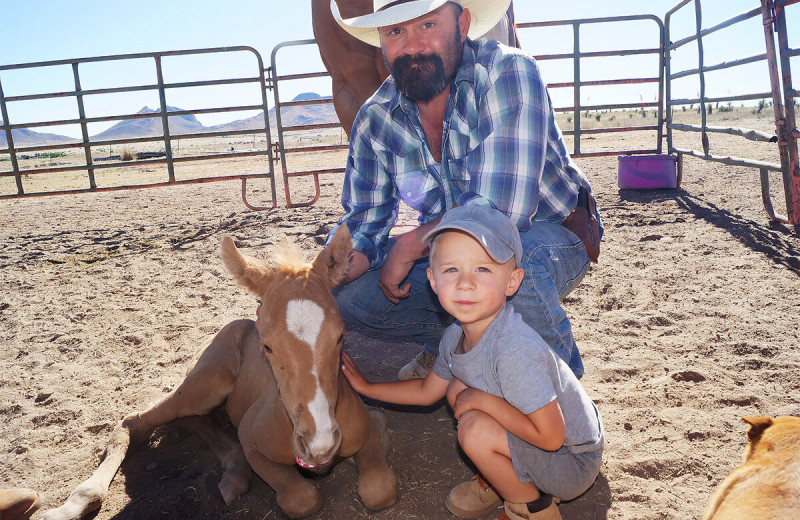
[0,92,338,148]
[91,106,206,141]
[208,92,338,133]
[0,124,78,148]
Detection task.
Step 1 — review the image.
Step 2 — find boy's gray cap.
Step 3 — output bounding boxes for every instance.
[422,204,522,267]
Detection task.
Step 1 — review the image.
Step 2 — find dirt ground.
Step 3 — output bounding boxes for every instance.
[2,116,800,520]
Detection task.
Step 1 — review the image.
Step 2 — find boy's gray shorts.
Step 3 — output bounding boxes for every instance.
[507,433,603,501]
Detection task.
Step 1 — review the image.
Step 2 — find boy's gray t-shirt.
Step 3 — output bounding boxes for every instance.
[432,303,603,455]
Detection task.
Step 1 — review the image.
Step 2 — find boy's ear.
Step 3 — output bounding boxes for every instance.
[427,267,438,294]
[506,267,524,296]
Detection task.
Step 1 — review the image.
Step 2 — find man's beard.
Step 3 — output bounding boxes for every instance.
[387,24,462,103]
[391,53,449,103]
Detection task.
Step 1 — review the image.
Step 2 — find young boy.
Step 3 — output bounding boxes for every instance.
[341,204,604,520]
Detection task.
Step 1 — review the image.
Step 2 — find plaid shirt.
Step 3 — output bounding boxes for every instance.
[336,38,594,267]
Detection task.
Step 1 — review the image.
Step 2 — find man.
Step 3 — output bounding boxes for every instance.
[328,0,602,381]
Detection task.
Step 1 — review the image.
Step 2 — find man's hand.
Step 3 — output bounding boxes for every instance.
[379,243,415,303]
[378,218,442,303]
[339,250,371,286]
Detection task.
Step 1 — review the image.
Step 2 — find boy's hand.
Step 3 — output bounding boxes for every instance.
[341,351,370,394]
[446,378,467,409]
[451,387,491,420]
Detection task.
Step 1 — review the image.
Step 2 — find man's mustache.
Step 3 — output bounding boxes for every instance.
[393,53,443,73]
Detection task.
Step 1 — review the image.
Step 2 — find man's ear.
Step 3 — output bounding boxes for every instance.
[427,267,438,294]
[506,267,524,296]
[459,7,472,43]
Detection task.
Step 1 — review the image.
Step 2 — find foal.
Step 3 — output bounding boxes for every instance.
[42,227,397,520]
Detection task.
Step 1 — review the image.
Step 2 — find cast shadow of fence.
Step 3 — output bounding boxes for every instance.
[617,187,800,276]
[673,192,800,276]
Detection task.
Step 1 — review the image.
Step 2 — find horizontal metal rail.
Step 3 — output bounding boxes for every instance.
[2,104,267,135]
[668,92,775,106]
[668,123,777,142]
[669,52,767,80]
[673,146,782,171]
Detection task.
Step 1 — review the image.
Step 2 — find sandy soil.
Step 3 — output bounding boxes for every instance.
[2,115,800,520]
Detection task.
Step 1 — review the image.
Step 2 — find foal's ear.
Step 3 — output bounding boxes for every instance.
[220,235,274,295]
[743,416,774,444]
[312,225,352,288]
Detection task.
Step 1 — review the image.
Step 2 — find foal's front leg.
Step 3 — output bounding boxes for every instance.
[352,410,398,510]
[336,385,397,511]
[237,400,321,519]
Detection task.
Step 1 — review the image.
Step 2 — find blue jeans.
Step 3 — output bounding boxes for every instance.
[333,221,590,378]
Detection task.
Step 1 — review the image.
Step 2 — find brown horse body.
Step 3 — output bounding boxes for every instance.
[312,0,518,136]
[41,227,397,520]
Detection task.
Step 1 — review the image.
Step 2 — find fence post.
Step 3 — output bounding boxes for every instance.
[72,62,97,189]
[154,56,176,183]
[693,0,710,156]
[0,76,23,195]
[772,0,800,225]
[572,22,581,156]
[761,0,800,225]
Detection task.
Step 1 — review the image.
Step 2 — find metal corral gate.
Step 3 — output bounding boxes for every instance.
[665,0,799,225]
[268,40,348,208]
[0,47,277,209]
[514,14,665,158]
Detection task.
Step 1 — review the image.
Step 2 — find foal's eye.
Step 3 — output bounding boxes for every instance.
[262,344,273,354]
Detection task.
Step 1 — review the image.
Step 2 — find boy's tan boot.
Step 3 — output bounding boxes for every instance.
[445,474,502,518]
[500,499,562,520]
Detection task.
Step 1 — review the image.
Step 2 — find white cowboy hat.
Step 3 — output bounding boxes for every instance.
[330,0,512,48]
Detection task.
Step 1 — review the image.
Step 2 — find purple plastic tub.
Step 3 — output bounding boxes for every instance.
[617,155,678,189]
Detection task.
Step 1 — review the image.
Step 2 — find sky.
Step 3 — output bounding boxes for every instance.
[0,0,796,138]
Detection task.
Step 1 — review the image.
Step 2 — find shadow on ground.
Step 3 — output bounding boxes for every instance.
[618,187,800,275]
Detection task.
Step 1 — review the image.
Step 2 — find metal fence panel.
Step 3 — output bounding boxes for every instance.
[664,0,799,225]
[0,46,277,210]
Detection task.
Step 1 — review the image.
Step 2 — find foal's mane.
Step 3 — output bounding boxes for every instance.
[271,242,312,275]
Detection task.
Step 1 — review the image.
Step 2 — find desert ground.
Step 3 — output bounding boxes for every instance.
[2,107,799,520]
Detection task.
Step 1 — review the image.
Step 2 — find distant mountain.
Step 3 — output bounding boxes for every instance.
[209,92,339,133]
[0,93,339,149]
[92,106,205,140]
[0,123,78,148]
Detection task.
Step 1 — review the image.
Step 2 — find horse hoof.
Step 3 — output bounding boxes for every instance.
[277,486,322,519]
[218,472,250,504]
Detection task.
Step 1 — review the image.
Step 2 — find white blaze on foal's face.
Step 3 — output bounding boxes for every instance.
[286,299,324,346]
[285,298,337,454]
